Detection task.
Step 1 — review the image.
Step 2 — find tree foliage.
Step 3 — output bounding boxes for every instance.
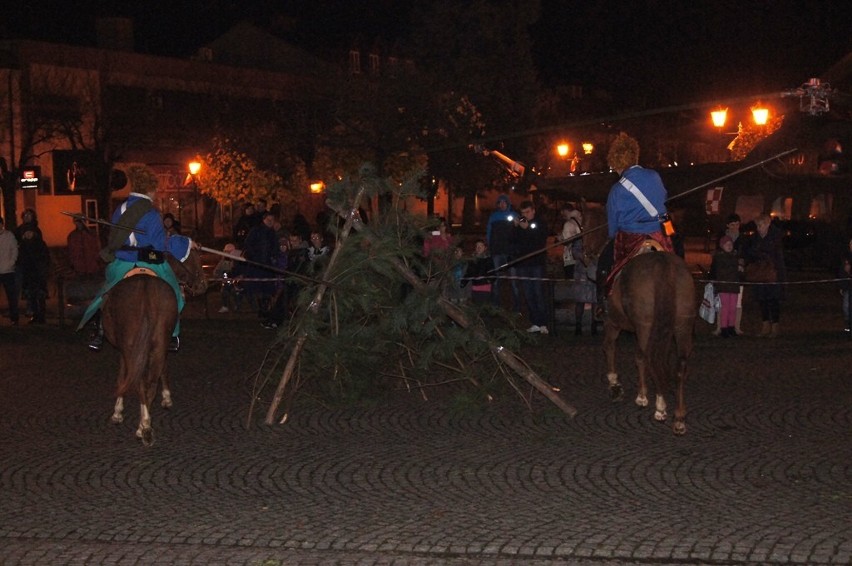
[728,116,784,161]
[199,136,301,210]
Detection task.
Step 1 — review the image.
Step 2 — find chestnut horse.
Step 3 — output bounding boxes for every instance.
[102,249,207,446]
[582,203,696,435]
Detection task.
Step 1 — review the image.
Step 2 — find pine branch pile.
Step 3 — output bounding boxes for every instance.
[248,164,576,425]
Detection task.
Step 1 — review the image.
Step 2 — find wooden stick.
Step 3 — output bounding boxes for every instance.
[263,187,367,425]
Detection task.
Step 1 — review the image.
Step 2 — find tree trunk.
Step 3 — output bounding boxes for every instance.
[461,192,477,234]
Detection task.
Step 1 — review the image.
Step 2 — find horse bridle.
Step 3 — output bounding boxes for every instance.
[169,252,204,294]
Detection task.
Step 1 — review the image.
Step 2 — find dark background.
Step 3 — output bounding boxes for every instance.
[4,0,850,105]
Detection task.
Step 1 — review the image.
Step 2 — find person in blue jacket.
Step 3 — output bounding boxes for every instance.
[486,194,520,310]
[80,183,194,352]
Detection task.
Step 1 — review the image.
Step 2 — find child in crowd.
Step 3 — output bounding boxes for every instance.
[445,245,470,304]
[467,239,493,305]
[214,243,243,313]
[709,235,741,337]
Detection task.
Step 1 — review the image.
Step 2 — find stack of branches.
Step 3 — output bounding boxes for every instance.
[248,164,576,426]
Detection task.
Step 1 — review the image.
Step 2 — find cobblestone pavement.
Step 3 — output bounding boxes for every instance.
[1,273,851,565]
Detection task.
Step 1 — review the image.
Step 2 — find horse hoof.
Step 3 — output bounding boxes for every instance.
[673,421,687,435]
[111,414,123,424]
[610,385,624,402]
[161,398,172,409]
[635,394,649,407]
[654,410,667,422]
[139,428,154,446]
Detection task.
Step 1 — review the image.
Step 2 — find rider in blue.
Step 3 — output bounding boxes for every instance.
[80,183,194,352]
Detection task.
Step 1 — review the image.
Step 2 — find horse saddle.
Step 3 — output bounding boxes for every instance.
[605,237,667,292]
[635,239,666,255]
[123,266,159,279]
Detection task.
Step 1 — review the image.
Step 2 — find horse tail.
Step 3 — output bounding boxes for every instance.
[645,256,677,391]
[112,278,160,399]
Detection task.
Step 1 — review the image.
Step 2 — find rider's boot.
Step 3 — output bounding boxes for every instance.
[88,321,104,352]
[169,336,180,352]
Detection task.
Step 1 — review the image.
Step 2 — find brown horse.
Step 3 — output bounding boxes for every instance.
[102,249,207,446]
[581,203,696,435]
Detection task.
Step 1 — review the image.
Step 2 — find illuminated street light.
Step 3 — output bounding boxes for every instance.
[711,107,728,130]
[556,143,569,158]
[310,181,325,194]
[187,159,202,235]
[581,142,594,155]
[709,104,770,129]
[751,103,769,126]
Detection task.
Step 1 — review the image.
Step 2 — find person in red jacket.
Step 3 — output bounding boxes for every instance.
[66,218,102,277]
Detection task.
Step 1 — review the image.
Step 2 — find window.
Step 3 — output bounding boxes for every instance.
[349,50,361,74]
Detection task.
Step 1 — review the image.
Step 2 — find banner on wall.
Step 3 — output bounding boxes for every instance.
[53,150,97,194]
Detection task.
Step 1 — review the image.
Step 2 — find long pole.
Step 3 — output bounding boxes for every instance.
[488,148,797,274]
[197,245,336,288]
[60,211,146,234]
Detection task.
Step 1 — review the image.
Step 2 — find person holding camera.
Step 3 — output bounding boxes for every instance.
[511,200,550,335]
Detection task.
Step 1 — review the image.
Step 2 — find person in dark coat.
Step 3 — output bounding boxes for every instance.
[839,236,852,333]
[18,226,50,323]
[486,194,520,309]
[232,203,257,248]
[241,212,278,313]
[742,214,786,338]
[511,200,550,335]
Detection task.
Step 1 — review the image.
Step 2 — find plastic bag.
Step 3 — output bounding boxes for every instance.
[699,282,717,324]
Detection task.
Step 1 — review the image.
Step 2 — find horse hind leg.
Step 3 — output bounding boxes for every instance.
[136,403,154,446]
[672,356,688,435]
[112,355,129,424]
[671,318,693,435]
[160,372,172,409]
[111,396,124,424]
[633,325,652,408]
[137,370,160,446]
[603,322,624,402]
[634,351,649,408]
[654,394,667,422]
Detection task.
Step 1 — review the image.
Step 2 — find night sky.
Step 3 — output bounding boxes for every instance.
[4,0,851,107]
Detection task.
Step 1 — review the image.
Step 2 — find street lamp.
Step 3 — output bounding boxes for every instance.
[708,104,769,130]
[711,107,728,131]
[555,142,581,173]
[188,160,201,236]
[751,103,769,126]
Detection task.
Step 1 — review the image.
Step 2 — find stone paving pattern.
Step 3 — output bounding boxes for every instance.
[1,272,851,565]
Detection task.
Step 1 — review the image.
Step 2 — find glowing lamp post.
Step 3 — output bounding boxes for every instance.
[556,143,570,158]
[310,181,325,194]
[711,107,728,130]
[751,104,769,126]
[188,160,201,235]
[582,142,594,155]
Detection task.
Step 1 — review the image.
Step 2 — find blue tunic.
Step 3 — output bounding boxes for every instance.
[606,165,668,238]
